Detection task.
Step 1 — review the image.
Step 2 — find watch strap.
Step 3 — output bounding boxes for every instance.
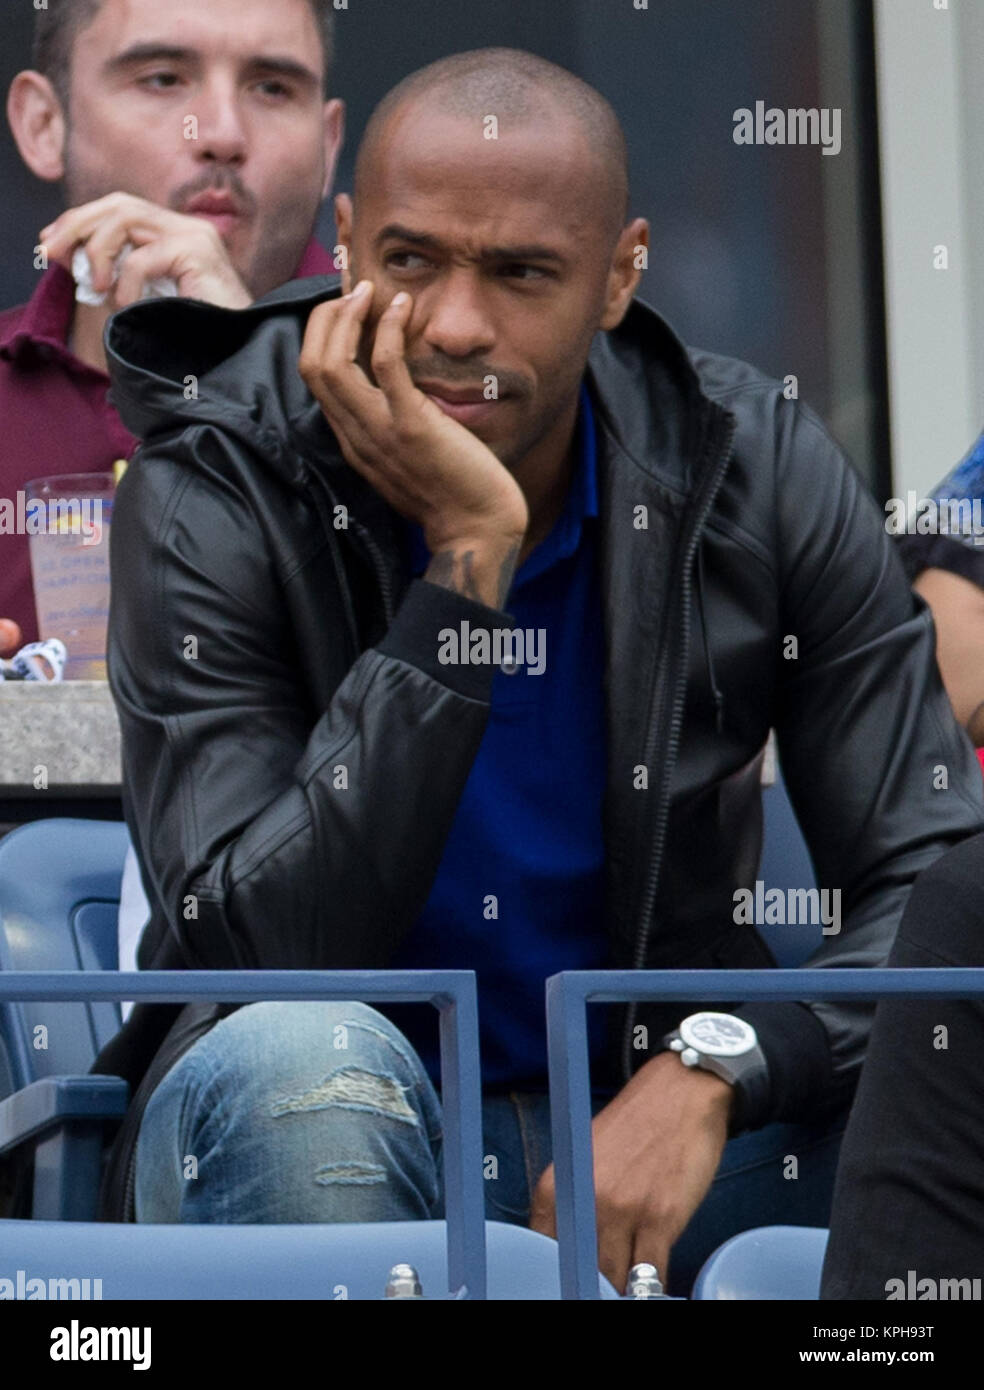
[663,1018,770,1138]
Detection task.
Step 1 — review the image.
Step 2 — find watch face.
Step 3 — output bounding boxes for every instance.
[680,1012,755,1057]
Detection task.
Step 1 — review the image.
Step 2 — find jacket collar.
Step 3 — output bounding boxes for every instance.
[105,268,721,504]
[292,291,725,508]
[586,296,720,497]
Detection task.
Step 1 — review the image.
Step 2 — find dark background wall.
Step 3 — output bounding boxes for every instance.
[0,0,885,485]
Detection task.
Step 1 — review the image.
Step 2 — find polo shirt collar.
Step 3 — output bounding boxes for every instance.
[513,381,598,587]
[0,263,76,364]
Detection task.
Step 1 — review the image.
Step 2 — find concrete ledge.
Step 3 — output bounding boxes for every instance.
[0,682,121,790]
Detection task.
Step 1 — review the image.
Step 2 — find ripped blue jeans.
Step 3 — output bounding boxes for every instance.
[136,1001,511,1226]
[134,1001,846,1294]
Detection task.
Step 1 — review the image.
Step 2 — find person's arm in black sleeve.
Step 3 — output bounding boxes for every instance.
[109,432,505,973]
[821,829,984,1298]
[731,402,984,1131]
[896,528,984,588]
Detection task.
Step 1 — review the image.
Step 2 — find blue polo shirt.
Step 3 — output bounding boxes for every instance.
[386,384,611,1091]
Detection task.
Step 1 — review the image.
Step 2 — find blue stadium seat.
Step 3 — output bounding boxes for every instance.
[692,1225,829,1300]
[0,820,132,1219]
[0,818,130,1097]
[0,1217,620,1300]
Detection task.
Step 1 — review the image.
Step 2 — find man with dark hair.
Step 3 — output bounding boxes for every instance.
[32,0,337,110]
[96,47,983,1296]
[1,0,343,641]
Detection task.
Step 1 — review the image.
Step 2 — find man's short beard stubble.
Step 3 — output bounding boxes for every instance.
[347,256,545,471]
[60,122,323,300]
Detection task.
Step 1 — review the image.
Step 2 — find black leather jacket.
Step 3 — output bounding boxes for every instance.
[92,279,984,1220]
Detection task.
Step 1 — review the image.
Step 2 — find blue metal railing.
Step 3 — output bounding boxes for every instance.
[546,967,984,1299]
[0,970,486,1299]
[11,965,981,1298]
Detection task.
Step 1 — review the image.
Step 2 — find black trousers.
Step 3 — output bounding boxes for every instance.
[821,831,984,1299]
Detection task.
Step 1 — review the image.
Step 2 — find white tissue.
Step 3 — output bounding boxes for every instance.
[71,244,179,307]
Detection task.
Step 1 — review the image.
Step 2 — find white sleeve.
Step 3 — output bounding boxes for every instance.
[117,843,150,1022]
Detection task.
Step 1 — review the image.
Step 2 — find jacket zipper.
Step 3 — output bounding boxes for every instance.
[349,519,396,626]
[620,408,737,1079]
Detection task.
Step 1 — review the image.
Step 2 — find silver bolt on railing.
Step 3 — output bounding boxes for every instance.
[626,1262,665,1298]
[384,1263,426,1299]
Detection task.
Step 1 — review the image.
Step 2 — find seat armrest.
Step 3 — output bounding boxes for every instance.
[0,1076,129,1156]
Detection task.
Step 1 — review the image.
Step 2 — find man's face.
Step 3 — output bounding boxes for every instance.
[60,0,334,296]
[345,107,620,471]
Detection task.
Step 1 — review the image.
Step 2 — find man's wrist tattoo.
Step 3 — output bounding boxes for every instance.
[426,542,520,608]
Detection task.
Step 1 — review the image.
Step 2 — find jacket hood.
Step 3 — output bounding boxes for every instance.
[105,273,715,495]
[105,274,342,491]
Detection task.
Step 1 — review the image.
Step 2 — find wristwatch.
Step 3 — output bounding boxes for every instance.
[662,1012,766,1088]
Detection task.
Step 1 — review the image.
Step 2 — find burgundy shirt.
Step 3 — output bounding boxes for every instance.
[0,239,336,642]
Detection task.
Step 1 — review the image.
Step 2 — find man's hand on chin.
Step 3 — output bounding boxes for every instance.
[528,1049,733,1295]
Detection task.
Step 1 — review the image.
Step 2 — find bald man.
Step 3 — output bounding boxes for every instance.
[90,50,983,1297]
